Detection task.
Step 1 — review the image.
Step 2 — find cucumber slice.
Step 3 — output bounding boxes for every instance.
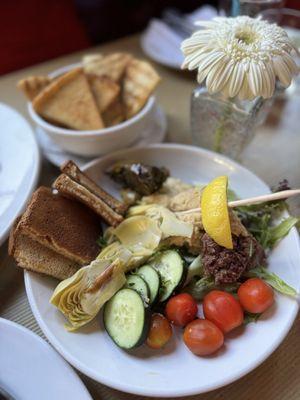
[185,254,203,285]
[126,274,150,304]
[150,250,186,302]
[103,288,150,349]
[136,265,160,304]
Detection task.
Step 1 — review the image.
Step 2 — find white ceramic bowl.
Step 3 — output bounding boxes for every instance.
[27,63,157,157]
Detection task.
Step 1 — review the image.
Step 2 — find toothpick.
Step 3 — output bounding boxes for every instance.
[176,189,300,216]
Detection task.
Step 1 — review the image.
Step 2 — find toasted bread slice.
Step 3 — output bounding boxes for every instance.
[61,160,127,214]
[53,174,123,227]
[87,75,120,113]
[83,52,132,82]
[18,187,101,265]
[123,59,160,118]
[102,97,125,126]
[9,218,79,280]
[32,68,104,130]
[17,76,51,101]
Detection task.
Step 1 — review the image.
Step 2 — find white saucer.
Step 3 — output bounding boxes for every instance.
[0,103,40,246]
[0,318,92,400]
[36,106,167,168]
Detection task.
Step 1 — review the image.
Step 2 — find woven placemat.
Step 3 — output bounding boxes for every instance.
[1,241,299,400]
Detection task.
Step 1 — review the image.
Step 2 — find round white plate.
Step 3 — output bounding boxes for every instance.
[0,103,40,246]
[36,106,167,168]
[25,144,300,398]
[0,318,92,400]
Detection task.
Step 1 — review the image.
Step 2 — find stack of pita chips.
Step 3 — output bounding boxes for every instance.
[17,52,161,131]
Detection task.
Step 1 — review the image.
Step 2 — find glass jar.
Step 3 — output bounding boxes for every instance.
[190,86,271,160]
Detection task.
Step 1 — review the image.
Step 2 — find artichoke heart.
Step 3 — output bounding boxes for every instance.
[113,215,162,252]
[128,204,193,239]
[51,257,126,331]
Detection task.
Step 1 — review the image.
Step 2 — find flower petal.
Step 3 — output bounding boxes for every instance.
[273,56,292,87]
[228,62,245,97]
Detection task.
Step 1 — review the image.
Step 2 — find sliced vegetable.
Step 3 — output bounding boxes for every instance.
[51,258,126,331]
[113,215,161,254]
[203,290,244,333]
[146,313,172,349]
[185,255,203,285]
[128,204,193,240]
[183,319,224,356]
[238,278,274,314]
[126,274,150,304]
[103,288,150,349]
[165,293,198,327]
[246,267,298,297]
[136,265,160,304]
[149,250,186,302]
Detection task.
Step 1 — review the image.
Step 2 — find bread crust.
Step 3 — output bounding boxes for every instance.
[61,160,127,214]
[53,175,123,227]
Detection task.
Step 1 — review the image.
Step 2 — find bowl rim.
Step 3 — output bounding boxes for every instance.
[27,61,156,138]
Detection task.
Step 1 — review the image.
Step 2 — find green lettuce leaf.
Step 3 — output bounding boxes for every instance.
[246,267,298,297]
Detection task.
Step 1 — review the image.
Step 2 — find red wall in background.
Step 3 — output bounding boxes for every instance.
[0,0,90,75]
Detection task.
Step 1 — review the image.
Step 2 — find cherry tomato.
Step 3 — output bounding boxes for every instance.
[146,313,172,349]
[203,290,244,333]
[238,278,274,314]
[183,319,224,356]
[165,293,198,327]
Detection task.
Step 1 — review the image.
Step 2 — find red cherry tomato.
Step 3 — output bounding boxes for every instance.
[203,290,244,333]
[146,313,172,349]
[165,293,198,327]
[183,319,224,356]
[238,278,274,314]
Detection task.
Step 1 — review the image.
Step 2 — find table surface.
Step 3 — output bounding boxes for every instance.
[1,33,300,400]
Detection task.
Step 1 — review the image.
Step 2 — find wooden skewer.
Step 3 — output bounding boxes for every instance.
[176,189,300,216]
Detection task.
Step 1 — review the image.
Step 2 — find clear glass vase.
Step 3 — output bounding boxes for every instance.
[191,86,271,160]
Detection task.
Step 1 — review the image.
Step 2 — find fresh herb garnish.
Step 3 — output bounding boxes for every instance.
[235,200,298,250]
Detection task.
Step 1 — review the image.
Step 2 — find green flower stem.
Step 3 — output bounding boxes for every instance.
[213,100,233,153]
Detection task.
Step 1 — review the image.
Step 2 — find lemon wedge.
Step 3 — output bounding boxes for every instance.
[201,176,233,249]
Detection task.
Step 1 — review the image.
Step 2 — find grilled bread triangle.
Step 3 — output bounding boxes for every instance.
[123,59,161,118]
[83,52,132,82]
[87,74,120,113]
[32,68,104,130]
[17,76,51,101]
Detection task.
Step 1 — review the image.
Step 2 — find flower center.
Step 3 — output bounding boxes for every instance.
[234,28,256,45]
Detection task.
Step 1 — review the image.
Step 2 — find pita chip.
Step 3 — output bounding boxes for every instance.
[83,52,132,82]
[17,76,51,101]
[123,59,161,118]
[102,98,125,127]
[87,75,120,113]
[33,68,104,130]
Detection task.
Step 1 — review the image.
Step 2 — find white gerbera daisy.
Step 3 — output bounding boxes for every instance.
[181,16,299,100]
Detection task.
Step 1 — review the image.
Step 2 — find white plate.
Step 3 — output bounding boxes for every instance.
[36,105,167,168]
[24,144,300,398]
[0,103,40,246]
[0,318,92,400]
